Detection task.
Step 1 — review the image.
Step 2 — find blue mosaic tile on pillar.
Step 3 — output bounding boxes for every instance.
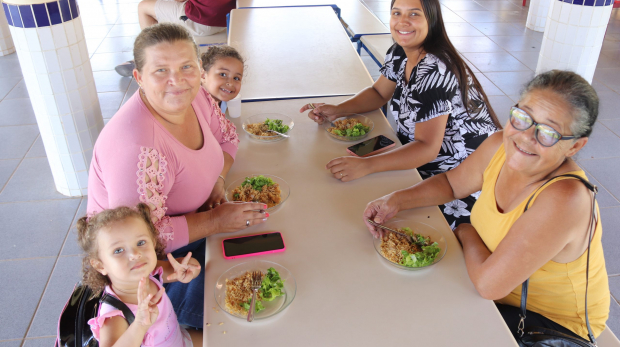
[8,5,22,27]
[3,3,13,26]
[18,5,35,28]
[46,1,62,25]
[32,4,49,27]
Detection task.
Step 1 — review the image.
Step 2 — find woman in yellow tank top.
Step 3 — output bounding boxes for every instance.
[363,70,609,342]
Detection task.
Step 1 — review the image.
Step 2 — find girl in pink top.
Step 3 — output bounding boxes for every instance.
[79,204,203,347]
[87,23,268,328]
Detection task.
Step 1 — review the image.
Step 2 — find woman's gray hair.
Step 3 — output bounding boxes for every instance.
[520,70,598,138]
[133,23,199,73]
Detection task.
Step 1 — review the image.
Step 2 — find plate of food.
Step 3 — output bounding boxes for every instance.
[242,113,293,142]
[225,174,290,213]
[372,220,447,271]
[323,114,374,141]
[214,260,296,320]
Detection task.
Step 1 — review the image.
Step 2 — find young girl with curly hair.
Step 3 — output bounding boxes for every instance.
[78,203,203,347]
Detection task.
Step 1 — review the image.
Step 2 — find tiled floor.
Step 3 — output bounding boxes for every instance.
[0,0,619,345]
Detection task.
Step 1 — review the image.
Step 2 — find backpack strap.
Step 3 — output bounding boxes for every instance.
[100,293,135,325]
[518,174,598,344]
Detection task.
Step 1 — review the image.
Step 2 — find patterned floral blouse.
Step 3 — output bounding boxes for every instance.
[380,43,499,228]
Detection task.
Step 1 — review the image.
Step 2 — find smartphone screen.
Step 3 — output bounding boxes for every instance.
[347,135,395,157]
[222,232,285,258]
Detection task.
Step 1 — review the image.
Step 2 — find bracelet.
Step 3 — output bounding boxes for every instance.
[218,175,225,184]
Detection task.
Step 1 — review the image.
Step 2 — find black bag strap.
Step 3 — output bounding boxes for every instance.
[518,174,598,344]
[101,293,135,325]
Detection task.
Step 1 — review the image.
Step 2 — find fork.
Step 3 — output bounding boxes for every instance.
[266,129,290,138]
[366,219,414,243]
[308,103,334,126]
[247,270,262,322]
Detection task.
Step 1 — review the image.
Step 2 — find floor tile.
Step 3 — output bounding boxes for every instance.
[610,276,620,304]
[475,1,522,11]
[489,35,542,52]
[0,125,38,160]
[451,36,505,53]
[440,8,466,22]
[486,95,514,125]
[445,22,485,37]
[609,296,620,337]
[0,55,23,78]
[594,69,620,93]
[508,51,539,71]
[90,52,134,72]
[0,98,36,126]
[28,256,82,337]
[470,21,526,36]
[86,38,104,57]
[107,23,141,38]
[83,24,113,39]
[579,158,620,205]
[489,10,528,23]
[442,1,487,11]
[0,160,19,191]
[457,10,502,23]
[22,337,57,347]
[575,122,620,160]
[61,198,86,256]
[578,168,620,208]
[361,55,381,76]
[474,72,504,96]
[591,79,615,95]
[597,52,620,70]
[25,136,46,158]
[600,207,620,276]
[483,71,534,95]
[93,70,132,93]
[0,340,22,347]
[0,158,74,202]
[116,11,140,24]
[4,79,29,99]
[462,52,531,72]
[98,92,125,119]
[95,36,136,54]
[0,199,80,259]
[0,77,22,100]
[597,91,620,120]
[80,13,118,26]
[122,79,139,106]
[0,258,55,340]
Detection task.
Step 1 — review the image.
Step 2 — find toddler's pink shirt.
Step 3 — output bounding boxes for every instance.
[87,88,239,252]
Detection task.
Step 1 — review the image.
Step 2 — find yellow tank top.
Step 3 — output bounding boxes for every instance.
[470,144,609,339]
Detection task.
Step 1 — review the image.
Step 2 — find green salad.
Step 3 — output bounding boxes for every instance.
[233,175,275,200]
[240,267,285,313]
[265,118,290,133]
[400,227,441,268]
[332,123,370,137]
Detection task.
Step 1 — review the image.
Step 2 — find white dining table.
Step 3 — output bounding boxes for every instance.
[227,7,374,101]
[203,96,518,346]
[235,0,389,39]
[360,33,393,66]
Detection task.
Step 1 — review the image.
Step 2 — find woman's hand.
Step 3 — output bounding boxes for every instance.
[326,156,373,182]
[200,177,226,211]
[208,201,268,234]
[135,277,163,331]
[166,253,201,283]
[299,103,341,124]
[363,193,401,238]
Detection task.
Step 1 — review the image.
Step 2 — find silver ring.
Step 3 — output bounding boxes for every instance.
[246,220,250,227]
[340,172,343,178]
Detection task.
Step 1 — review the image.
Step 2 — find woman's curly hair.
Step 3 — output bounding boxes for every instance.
[77,203,165,297]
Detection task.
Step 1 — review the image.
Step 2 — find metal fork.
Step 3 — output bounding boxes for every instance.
[266,129,290,138]
[247,270,262,322]
[366,219,414,243]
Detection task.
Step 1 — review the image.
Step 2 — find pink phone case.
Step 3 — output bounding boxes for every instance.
[222,232,286,259]
[346,142,395,157]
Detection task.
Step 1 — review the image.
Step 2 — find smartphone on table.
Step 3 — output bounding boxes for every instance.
[346,135,396,157]
[222,232,286,259]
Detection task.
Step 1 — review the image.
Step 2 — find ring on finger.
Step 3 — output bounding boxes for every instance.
[340,172,344,178]
[246,220,250,227]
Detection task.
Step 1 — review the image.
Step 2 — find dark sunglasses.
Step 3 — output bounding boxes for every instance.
[509,106,577,147]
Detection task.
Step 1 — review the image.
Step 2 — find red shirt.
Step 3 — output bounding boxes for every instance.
[184,0,235,27]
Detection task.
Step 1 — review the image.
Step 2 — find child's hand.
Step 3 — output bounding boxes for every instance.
[135,277,163,330]
[166,252,201,283]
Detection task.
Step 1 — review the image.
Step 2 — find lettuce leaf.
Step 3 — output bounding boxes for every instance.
[400,242,441,268]
[260,267,285,302]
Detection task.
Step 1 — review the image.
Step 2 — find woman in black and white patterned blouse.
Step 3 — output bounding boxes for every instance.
[300,0,502,228]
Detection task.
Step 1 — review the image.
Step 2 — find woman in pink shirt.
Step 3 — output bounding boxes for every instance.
[87,23,268,328]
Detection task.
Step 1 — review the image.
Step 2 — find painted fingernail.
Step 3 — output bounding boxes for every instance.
[265,212,269,217]
[264,204,267,209]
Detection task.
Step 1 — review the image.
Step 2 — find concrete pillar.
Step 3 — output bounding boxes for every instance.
[4,0,104,196]
[537,0,614,83]
[0,3,16,55]
[527,0,553,32]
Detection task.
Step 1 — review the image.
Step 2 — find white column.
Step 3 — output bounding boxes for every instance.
[527,0,553,32]
[4,0,103,197]
[1,3,16,55]
[537,0,613,83]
